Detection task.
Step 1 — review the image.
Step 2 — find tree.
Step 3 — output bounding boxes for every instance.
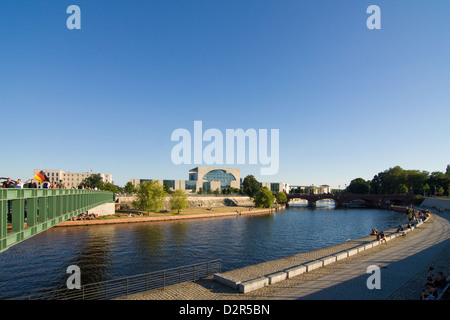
[124,181,135,194]
[398,184,408,195]
[242,175,261,198]
[80,174,103,189]
[133,181,167,213]
[347,178,370,194]
[170,189,189,214]
[163,183,173,194]
[254,187,275,208]
[423,183,430,197]
[275,191,287,204]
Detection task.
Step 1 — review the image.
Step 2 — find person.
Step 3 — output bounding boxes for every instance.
[42,181,50,189]
[430,271,447,289]
[427,267,434,283]
[58,180,65,189]
[396,225,404,232]
[28,179,37,188]
[50,181,57,189]
[16,179,31,188]
[379,231,387,244]
[2,178,16,188]
[421,287,436,300]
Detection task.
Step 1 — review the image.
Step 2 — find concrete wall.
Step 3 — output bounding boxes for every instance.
[420,198,450,211]
[87,203,115,216]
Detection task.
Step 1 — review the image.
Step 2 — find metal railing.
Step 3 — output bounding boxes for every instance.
[10,259,222,300]
[1,189,114,252]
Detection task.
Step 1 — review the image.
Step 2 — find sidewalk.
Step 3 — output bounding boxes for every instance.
[122,212,449,300]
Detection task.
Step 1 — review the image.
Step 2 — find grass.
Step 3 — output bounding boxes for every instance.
[100,206,254,220]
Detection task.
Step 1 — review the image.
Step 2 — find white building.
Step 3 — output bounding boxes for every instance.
[33,169,113,189]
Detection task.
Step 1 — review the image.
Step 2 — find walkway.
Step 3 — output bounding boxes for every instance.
[122,211,449,300]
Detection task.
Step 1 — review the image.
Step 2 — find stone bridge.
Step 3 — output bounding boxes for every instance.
[286,193,416,208]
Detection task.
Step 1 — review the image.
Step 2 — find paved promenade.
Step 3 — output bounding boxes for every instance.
[122,211,449,300]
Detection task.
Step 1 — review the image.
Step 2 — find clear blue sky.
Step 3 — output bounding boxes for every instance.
[1,0,449,188]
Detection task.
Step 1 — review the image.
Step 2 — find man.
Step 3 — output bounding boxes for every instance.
[16,179,31,188]
[2,178,16,188]
[28,179,37,188]
[58,180,66,189]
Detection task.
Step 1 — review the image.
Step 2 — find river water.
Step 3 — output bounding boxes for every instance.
[0,201,409,299]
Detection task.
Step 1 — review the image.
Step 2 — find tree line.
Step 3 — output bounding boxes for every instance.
[346,165,450,196]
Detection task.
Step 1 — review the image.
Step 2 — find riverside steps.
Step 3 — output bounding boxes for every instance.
[213,221,423,294]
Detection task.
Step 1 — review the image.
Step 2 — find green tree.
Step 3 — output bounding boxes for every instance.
[423,183,430,196]
[80,174,104,189]
[133,181,167,213]
[275,191,287,204]
[398,184,408,195]
[124,181,135,194]
[101,182,120,193]
[163,183,173,194]
[170,189,189,214]
[254,187,275,208]
[242,175,261,198]
[347,178,370,194]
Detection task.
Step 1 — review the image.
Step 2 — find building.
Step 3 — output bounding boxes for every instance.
[130,167,290,194]
[261,182,290,193]
[33,169,113,189]
[289,184,332,194]
[131,167,241,193]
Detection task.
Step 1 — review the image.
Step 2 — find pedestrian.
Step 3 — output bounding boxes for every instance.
[2,178,16,188]
[58,180,66,189]
[15,179,31,188]
[28,179,37,188]
[427,267,434,282]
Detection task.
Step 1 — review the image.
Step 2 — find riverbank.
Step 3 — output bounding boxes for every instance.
[55,205,286,227]
[121,210,449,300]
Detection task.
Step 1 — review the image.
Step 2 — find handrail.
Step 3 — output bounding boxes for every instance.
[9,259,222,300]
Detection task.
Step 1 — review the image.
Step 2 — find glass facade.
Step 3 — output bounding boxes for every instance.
[203,170,236,183]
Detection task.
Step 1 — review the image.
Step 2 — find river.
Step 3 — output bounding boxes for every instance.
[0,201,409,299]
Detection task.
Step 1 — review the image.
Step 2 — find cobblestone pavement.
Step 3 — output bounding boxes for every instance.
[119,212,449,300]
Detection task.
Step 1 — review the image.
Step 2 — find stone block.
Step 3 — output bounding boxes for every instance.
[356,245,365,253]
[238,277,269,293]
[334,251,348,261]
[285,265,307,278]
[305,260,323,272]
[321,255,337,266]
[267,271,287,284]
[347,248,358,256]
[213,273,240,290]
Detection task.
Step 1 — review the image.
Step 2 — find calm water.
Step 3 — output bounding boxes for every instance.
[0,202,408,299]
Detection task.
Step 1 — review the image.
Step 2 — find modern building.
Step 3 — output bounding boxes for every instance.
[130,167,289,194]
[33,169,113,189]
[131,167,240,193]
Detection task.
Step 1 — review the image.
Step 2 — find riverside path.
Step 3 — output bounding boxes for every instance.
[269,211,449,300]
[123,210,449,300]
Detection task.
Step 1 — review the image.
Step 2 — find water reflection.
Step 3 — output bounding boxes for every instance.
[0,207,409,299]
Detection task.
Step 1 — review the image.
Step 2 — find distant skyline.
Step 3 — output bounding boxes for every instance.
[1,1,449,188]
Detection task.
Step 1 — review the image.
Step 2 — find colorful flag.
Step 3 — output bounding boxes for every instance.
[34,170,49,183]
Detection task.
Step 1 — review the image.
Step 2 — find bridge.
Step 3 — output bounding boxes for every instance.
[286,193,416,208]
[1,188,114,253]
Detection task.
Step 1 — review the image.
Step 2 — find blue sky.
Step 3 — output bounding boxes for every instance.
[1,0,449,188]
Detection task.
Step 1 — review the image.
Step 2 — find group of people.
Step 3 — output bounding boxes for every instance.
[370,229,387,244]
[1,177,98,190]
[1,177,36,189]
[421,267,449,300]
[70,212,99,221]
